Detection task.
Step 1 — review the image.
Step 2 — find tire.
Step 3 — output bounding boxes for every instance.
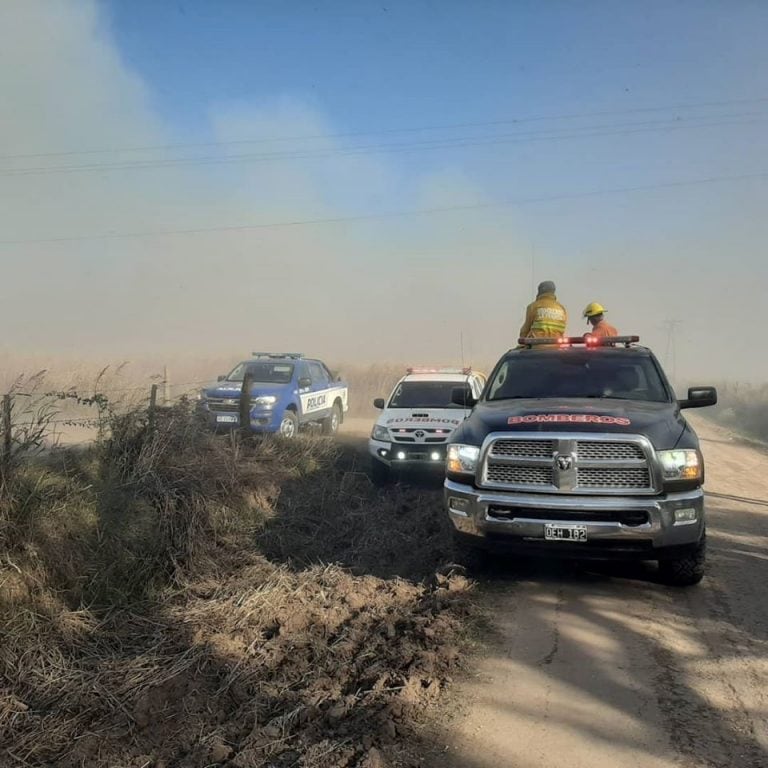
[322,403,342,436]
[658,535,706,587]
[278,410,299,439]
[370,458,391,486]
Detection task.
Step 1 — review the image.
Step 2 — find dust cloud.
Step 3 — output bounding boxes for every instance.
[1,0,767,384]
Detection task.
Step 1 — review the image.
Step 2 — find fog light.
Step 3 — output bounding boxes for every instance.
[430,451,441,461]
[448,497,470,515]
[674,507,698,524]
[396,451,406,460]
[378,448,388,458]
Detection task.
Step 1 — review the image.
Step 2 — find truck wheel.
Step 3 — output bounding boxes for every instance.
[322,403,342,436]
[658,535,706,587]
[371,458,391,486]
[278,410,299,438]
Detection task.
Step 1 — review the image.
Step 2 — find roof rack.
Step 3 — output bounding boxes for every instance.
[251,352,304,359]
[406,366,472,375]
[517,336,640,350]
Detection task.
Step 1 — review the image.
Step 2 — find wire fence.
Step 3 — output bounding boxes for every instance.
[0,371,220,468]
[11,379,211,399]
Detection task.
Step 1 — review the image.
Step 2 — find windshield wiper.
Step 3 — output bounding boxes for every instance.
[489,395,543,401]
[583,394,645,401]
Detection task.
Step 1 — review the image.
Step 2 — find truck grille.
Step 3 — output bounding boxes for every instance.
[577,467,651,488]
[576,441,645,461]
[487,465,553,485]
[207,398,239,413]
[391,427,452,444]
[490,439,555,458]
[481,434,655,495]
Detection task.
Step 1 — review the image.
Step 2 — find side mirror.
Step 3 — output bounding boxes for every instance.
[217,375,226,382]
[451,386,477,408]
[298,377,312,389]
[373,398,386,410]
[679,386,717,409]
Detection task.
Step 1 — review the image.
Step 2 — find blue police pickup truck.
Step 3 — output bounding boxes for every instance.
[199,353,348,437]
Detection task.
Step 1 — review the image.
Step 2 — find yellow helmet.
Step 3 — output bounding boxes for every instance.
[583,302,606,318]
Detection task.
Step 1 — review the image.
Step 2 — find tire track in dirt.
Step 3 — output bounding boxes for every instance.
[537,584,563,667]
[642,584,766,768]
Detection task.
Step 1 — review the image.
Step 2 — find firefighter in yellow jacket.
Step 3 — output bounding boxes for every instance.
[519,281,568,340]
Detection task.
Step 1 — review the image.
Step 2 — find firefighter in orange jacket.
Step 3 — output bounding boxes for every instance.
[583,302,618,337]
[519,281,568,340]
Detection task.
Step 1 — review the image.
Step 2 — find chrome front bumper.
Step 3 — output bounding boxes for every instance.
[445,479,705,555]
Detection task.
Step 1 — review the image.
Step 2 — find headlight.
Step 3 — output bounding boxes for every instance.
[251,395,277,407]
[657,449,701,481]
[447,444,480,475]
[371,424,389,441]
[197,390,206,402]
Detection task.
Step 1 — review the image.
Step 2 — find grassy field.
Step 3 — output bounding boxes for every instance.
[0,358,482,449]
[0,399,471,768]
[0,353,762,438]
[706,381,768,444]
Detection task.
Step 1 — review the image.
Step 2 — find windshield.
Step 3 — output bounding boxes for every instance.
[389,381,465,408]
[226,362,294,384]
[487,353,670,403]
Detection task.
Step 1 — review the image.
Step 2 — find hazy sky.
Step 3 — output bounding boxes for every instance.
[2,0,767,381]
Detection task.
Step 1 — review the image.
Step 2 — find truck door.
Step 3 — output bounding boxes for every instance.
[302,361,333,421]
[296,361,312,420]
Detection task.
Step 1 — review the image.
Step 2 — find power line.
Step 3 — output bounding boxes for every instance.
[2,169,766,247]
[3,94,768,161]
[2,112,766,178]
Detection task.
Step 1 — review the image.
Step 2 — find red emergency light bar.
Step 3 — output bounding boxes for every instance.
[406,366,472,374]
[252,352,304,359]
[518,336,640,349]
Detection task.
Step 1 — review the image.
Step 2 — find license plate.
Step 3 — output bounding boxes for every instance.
[544,524,588,542]
[216,415,238,423]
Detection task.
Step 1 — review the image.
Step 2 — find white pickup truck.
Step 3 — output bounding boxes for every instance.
[369,367,486,484]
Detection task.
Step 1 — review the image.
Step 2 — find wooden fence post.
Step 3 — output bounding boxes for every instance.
[240,372,253,437]
[163,366,171,406]
[148,384,158,433]
[2,395,11,467]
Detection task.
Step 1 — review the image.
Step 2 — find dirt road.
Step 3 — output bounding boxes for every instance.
[432,416,768,768]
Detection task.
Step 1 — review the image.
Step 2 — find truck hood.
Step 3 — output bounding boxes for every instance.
[456,398,692,450]
[203,383,287,399]
[380,407,467,431]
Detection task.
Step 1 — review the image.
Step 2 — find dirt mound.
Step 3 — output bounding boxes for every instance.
[3,553,470,767]
[1,405,473,767]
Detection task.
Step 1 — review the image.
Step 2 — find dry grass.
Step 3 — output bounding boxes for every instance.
[0,397,471,767]
[331,363,404,417]
[0,354,489,424]
[707,381,768,444]
[2,556,469,767]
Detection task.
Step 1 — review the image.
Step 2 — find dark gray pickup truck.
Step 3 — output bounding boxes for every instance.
[444,336,717,586]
